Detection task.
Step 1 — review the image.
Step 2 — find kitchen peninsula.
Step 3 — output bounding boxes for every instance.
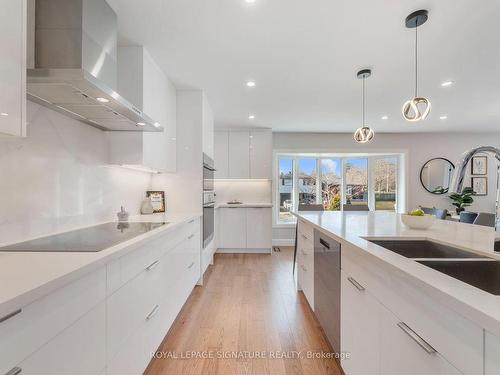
[294,210,500,375]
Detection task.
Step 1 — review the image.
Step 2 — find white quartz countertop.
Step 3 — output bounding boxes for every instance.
[216,203,273,208]
[293,211,500,336]
[0,212,201,316]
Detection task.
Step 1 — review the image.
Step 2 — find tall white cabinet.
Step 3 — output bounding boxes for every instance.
[108,46,177,173]
[214,129,272,179]
[0,0,27,137]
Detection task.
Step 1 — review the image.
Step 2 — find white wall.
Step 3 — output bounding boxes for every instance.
[273,131,500,243]
[214,180,271,204]
[0,101,152,245]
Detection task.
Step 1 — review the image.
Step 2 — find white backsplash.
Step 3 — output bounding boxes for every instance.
[214,180,271,204]
[0,101,152,245]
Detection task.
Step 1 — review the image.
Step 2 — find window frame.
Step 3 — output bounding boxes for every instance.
[273,153,404,227]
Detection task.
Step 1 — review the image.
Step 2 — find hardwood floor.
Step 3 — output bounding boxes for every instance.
[145,247,343,375]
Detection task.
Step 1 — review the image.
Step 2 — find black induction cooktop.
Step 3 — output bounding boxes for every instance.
[0,222,167,253]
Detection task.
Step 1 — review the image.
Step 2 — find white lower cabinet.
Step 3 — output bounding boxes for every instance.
[0,218,201,375]
[18,301,106,375]
[246,208,272,249]
[379,306,462,375]
[297,220,314,308]
[485,331,500,374]
[341,248,482,375]
[218,207,272,251]
[340,271,379,375]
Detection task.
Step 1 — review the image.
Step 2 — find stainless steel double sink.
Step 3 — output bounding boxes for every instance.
[369,240,500,295]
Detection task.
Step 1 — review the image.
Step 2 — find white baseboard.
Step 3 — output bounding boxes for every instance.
[216,248,272,254]
[272,239,295,247]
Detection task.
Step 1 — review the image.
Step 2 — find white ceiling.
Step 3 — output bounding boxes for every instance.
[107,0,500,133]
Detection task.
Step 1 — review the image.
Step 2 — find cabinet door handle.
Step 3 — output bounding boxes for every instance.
[145,260,160,271]
[347,277,365,292]
[146,305,160,321]
[187,262,195,269]
[397,322,437,354]
[5,367,22,375]
[188,234,194,239]
[0,309,22,324]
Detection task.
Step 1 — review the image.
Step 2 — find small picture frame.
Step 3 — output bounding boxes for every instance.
[471,177,488,196]
[471,155,488,175]
[146,191,166,213]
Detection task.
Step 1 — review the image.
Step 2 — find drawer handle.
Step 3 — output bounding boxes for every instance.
[5,367,22,375]
[347,277,365,292]
[188,234,194,239]
[301,234,308,240]
[301,249,307,256]
[146,305,160,321]
[397,322,437,355]
[188,219,195,224]
[145,260,160,271]
[187,262,195,269]
[300,264,307,272]
[0,309,22,324]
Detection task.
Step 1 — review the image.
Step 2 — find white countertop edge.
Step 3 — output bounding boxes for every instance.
[293,211,500,337]
[0,212,202,316]
[216,203,273,208]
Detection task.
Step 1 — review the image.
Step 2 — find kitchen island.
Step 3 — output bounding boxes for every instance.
[293,210,500,375]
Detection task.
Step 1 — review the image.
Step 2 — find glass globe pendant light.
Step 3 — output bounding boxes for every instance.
[354,69,375,144]
[402,9,431,122]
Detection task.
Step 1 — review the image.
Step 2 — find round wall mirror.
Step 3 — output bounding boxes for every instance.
[420,158,455,194]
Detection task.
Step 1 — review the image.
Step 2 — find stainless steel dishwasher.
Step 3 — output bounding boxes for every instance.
[314,229,341,353]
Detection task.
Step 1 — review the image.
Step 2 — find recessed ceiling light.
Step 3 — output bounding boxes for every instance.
[137,122,146,126]
[246,80,256,87]
[441,81,453,87]
[0,112,8,116]
[96,97,109,103]
[248,115,255,120]
[439,115,448,120]
[381,116,388,120]
[153,122,161,128]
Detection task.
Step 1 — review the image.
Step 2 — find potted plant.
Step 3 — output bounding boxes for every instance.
[449,187,474,215]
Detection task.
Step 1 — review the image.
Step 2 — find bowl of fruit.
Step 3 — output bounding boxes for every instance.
[401,209,435,229]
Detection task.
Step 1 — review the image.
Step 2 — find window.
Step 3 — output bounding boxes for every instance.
[298,159,317,205]
[345,158,368,207]
[278,159,295,223]
[320,159,341,210]
[275,154,403,225]
[374,157,398,211]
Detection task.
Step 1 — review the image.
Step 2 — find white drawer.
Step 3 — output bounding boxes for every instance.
[107,255,165,361]
[297,219,314,244]
[107,219,199,294]
[0,267,106,374]
[342,245,483,375]
[298,259,314,309]
[16,301,106,375]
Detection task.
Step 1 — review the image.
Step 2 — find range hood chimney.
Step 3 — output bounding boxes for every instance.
[27,0,162,132]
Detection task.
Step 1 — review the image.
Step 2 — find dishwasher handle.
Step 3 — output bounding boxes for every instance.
[319,238,330,249]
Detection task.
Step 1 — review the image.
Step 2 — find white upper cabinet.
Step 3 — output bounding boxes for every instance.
[108,46,176,172]
[228,131,250,178]
[0,0,26,137]
[214,131,229,178]
[250,130,272,179]
[215,129,272,179]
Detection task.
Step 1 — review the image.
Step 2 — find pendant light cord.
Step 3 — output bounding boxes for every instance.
[362,76,365,126]
[415,24,418,97]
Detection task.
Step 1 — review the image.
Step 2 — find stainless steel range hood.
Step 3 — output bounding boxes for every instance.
[27,0,162,132]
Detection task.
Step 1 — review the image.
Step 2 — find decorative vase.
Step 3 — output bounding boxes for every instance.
[141,197,154,215]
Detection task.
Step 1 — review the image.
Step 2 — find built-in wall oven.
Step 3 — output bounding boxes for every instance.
[203,154,216,248]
